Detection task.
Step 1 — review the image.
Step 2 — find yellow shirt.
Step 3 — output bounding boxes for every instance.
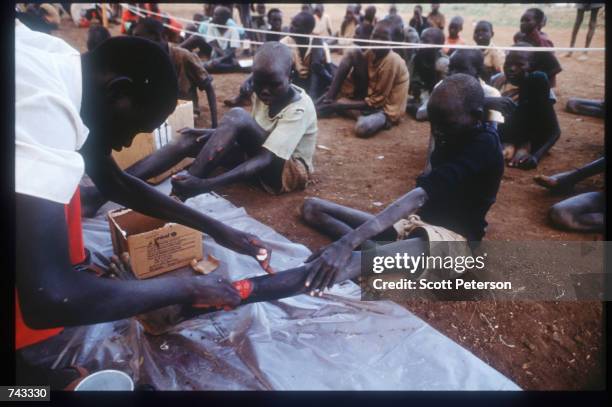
[252,85,318,172]
[364,50,410,124]
[280,36,313,80]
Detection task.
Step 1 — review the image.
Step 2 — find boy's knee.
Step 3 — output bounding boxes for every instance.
[223,107,251,125]
[301,197,323,222]
[549,202,573,229]
[354,121,372,138]
[355,113,386,138]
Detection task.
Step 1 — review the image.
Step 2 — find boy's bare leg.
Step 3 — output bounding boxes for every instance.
[187,108,267,179]
[549,191,604,232]
[80,129,214,217]
[355,111,388,138]
[566,98,604,118]
[301,197,398,244]
[566,8,585,57]
[535,157,605,192]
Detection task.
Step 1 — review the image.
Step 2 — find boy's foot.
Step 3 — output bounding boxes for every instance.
[564,51,573,58]
[223,95,250,107]
[171,174,213,201]
[502,144,516,162]
[534,172,575,193]
[577,53,589,61]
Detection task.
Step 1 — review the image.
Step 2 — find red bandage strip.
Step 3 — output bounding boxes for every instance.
[232,279,253,300]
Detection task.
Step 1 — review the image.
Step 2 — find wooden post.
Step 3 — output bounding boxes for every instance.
[101,3,108,28]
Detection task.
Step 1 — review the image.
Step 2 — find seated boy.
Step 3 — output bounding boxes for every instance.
[519,8,562,88]
[415,49,508,127]
[535,157,604,233]
[133,18,217,126]
[299,74,504,294]
[334,5,360,50]
[263,8,287,42]
[498,44,561,170]
[202,6,242,73]
[406,27,449,117]
[473,20,504,83]
[443,16,465,55]
[224,12,333,107]
[170,42,317,200]
[316,20,409,138]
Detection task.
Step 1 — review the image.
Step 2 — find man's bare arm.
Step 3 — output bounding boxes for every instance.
[16,194,239,328]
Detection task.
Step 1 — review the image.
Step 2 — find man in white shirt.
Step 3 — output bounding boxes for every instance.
[312,4,333,37]
[203,5,242,73]
[15,21,275,337]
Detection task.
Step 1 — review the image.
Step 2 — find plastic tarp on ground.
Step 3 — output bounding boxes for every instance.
[23,181,520,390]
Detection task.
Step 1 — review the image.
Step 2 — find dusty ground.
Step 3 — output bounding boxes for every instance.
[52,3,605,390]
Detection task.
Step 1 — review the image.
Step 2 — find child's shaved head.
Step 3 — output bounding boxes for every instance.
[449,49,484,79]
[430,73,484,114]
[213,6,232,24]
[420,27,445,45]
[252,43,293,106]
[253,42,292,74]
[291,11,316,34]
[428,74,484,144]
[450,16,464,27]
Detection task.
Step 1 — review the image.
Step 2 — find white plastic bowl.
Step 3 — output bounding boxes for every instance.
[74,369,134,391]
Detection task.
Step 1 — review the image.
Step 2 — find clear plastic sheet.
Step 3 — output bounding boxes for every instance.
[21,180,520,390]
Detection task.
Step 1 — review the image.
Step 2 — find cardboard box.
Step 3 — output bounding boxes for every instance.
[107,208,203,279]
[112,100,196,185]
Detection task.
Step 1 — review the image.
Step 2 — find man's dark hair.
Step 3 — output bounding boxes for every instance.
[293,11,316,33]
[431,73,484,114]
[87,36,178,120]
[414,5,423,12]
[475,20,493,32]
[132,17,164,40]
[87,25,111,51]
[267,7,282,20]
[526,7,545,25]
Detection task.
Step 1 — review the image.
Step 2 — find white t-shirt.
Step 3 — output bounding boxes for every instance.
[15,20,89,204]
[205,25,240,50]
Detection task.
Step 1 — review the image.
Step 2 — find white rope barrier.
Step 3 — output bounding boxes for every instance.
[121,3,606,52]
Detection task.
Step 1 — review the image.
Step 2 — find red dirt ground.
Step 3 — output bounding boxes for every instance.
[52,3,605,390]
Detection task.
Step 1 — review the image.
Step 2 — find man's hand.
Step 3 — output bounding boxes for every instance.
[217,228,274,274]
[484,96,517,118]
[304,240,353,295]
[189,274,242,310]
